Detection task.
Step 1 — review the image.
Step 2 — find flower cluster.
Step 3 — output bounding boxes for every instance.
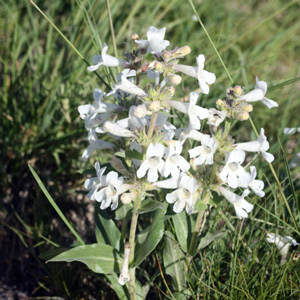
[78,26,279,284]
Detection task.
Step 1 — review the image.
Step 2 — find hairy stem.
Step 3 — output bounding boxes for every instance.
[147,112,158,138]
[128,195,142,300]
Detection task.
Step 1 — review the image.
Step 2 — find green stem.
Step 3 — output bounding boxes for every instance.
[188,209,205,255]
[147,111,158,138]
[128,195,142,300]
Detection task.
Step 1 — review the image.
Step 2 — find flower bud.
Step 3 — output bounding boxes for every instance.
[241,104,253,112]
[149,100,161,112]
[133,104,148,118]
[234,85,243,97]
[131,33,139,41]
[154,62,164,72]
[236,112,249,121]
[226,87,234,96]
[121,192,134,204]
[216,99,225,109]
[167,74,182,86]
[173,45,191,57]
[162,52,171,60]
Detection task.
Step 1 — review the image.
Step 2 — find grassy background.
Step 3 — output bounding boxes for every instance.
[1,0,300,298]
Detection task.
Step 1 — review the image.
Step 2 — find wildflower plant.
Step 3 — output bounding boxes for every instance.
[33,21,296,299]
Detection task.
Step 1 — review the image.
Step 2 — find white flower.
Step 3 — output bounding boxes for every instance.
[162,141,190,179]
[175,126,207,144]
[218,187,253,219]
[219,149,252,189]
[266,233,299,248]
[189,135,218,165]
[78,88,120,130]
[135,26,170,54]
[239,166,265,197]
[174,54,216,94]
[118,245,131,285]
[82,129,114,161]
[266,233,299,265]
[87,43,124,72]
[283,127,300,135]
[102,121,135,138]
[166,173,198,214]
[289,153,300,169]
[84,162,107,200]
[137,143,165,182]
[93,171,130,210]
[239,89,264,102]
[169,91,209,130]
[108,69,146,97]
[255,77,278,109]
[235,128,274,163]
[207,108,227,128]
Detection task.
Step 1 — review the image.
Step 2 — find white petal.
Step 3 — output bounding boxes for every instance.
[255,77,267,95]
[173,199,185,213]
[262,151,274,163]
[137,161,149,178]
[261,97,278,109]
[201,70,216,84]
[147,167,159,182]
[240,89,264,102]
[196,54,205,70]
[166,191,178,204]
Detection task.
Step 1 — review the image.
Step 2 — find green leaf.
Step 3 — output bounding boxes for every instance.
[172,212,194,252]
[115,203,133,221]
[95,205,123,251]
[199,231,227,249]
[163,231,187,292]
[48,244,123,274]
[193,201,208,213]
[115,149,143,160]
[138,199,165,214]
[133,207,166,267]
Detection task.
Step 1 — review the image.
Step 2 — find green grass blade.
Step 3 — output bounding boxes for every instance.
[28,164,85,245]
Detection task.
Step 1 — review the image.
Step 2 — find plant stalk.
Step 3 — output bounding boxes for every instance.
[128,195,142,300]
[147,112,158,138]
[188,209,205,256]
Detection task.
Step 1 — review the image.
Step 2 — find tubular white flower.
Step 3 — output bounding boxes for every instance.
[85,162,107,200]
[87,43,124,72]
[235,128,274,163]
[239,166,265,197]
[188,135,218,165]
[218,187,253,219]
[137,143,165,182]
[219,150,252,189]
[175,126,207,144]
[103,121,135,138]
[239,89,264,102]
[169,91,209,130]
[135,26,170,54]
[108,71,147,98]
[283,127,300,135]
[162,141,190,179]
[255,77,278,109]
[93,172,130,210]
[78,88,120,130]
[266,233,299,265]
[174,54,216,94]
[82,129,114,161]
[165,173,197,214]
[207,108,227,128]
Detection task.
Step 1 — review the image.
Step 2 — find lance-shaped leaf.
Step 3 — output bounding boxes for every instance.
[138,199,165,214]
[172,212,194,252]
[95,205,123,251]
[163,231,187,291]
[133,206,166,267]
[198,230,227,249]
[48,244,123,274]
